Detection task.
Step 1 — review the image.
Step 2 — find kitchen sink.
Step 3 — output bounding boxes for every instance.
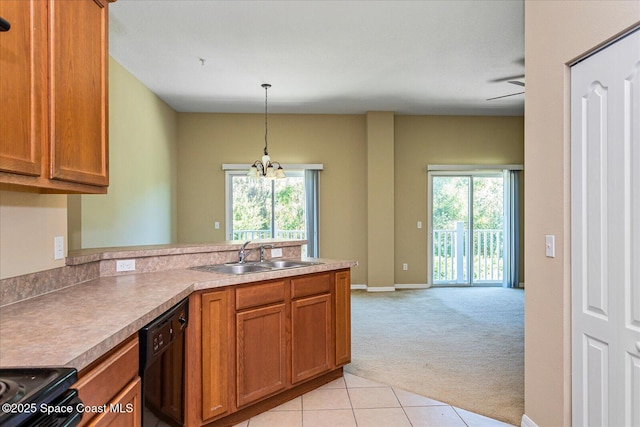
[258,260,321,269]
[191,264,271,274]
[190,259,322,275]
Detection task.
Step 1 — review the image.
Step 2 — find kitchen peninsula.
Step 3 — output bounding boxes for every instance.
[0,240,354,426]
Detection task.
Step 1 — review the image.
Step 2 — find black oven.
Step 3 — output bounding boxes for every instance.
[0,367,82,427]
[139,298,188,427]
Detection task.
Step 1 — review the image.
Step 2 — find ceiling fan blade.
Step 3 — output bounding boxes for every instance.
[508,80,525,87]
[489,74,525,83]
[486,91,525,101]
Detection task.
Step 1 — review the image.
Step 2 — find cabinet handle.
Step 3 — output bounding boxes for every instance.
[636,342,640,353]
[0,16,10,32]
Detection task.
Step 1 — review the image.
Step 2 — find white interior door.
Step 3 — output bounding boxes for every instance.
[571,28,640,427]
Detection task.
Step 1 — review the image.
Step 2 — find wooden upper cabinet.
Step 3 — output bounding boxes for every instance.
[49,0,108,187]
[0,0,111,193]
[0,0,46,176]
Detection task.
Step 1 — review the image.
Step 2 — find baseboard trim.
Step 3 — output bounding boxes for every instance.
[366,286,396,292]
[395,283,431,289]
[351,284,432,291]
[521,414,538,427]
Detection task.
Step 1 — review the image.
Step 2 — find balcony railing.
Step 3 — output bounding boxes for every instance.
[433,222,503,284]
[232,229,306,241]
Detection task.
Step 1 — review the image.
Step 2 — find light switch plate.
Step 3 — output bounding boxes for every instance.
[271,248,283,258]
[545,235,556,258]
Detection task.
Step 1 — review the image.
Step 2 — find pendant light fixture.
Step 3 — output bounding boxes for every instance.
[248,83,285,179]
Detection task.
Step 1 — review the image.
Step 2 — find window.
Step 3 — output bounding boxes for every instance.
[224,165,321,257]
[427,165,521,287]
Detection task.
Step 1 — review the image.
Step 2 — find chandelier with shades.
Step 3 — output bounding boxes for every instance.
[247,83,285,179]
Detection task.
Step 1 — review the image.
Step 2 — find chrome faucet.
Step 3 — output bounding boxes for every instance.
[239,241,275,263]
[259,244,275,262]
[238,241,252,263]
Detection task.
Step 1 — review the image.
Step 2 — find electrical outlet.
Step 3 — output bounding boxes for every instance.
[54,236,64,260]
[116,259,136,272]
[271,248,283,258]
[403,263,408,271]
[214,221,220,229]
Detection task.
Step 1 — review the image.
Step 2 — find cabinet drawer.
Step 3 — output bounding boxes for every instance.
[88,377,141,427]
[291,273,332,299]
[75,336,139,425]
[236,280,285,310]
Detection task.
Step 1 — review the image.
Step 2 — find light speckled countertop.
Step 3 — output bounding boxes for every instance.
[0,259,354,371]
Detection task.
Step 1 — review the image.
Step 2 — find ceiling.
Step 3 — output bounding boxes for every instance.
[108,0,524,116]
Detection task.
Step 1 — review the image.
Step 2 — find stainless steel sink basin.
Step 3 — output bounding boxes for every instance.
[191,263,271,275]
[259,260,321,269]
[191,259,322,275]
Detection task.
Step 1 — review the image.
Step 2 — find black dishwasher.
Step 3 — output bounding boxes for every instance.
[139,298,188,427]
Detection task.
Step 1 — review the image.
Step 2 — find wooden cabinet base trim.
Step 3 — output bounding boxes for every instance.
[202,369,343,427]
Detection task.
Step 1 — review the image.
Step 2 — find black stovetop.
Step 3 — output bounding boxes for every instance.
[0,367,77,426]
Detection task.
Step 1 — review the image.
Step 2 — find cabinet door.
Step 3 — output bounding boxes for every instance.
[49,0,108,186]
[334,270,351,366]
[291,293,332,384]
[236,304,287,407]
[88,377,141,427]
[201,290,230,421]
[0,0,46,176]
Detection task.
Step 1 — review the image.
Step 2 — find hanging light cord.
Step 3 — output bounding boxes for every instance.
[263,83,270,156]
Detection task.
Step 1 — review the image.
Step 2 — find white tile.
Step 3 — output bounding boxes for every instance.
[302,387,352,410]
[403,405,467,427]
[352,408,412,427]
[318,376,347,389]
[393,387,449,407]
[247,409,302,427]
[343,372,388,388]
[347,387,400,409]
[270,396,301,411]
[454,407,517,427]
[303,409,357,427]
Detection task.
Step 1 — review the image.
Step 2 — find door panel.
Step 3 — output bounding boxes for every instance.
[571,28,640,426]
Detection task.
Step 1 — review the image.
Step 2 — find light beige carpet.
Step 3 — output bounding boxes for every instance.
[345,287,524,425]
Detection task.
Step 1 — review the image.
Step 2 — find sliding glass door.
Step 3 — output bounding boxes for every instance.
[430,172,504,286]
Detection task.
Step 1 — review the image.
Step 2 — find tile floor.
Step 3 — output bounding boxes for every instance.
[231,373,516,427]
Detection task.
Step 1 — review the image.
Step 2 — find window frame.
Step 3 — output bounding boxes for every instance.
[223,164,323,257]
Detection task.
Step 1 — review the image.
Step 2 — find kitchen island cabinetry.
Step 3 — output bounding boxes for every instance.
[74,335,141,426]
[198,289,232,422]
[185,268,351,426]
[0,0,112,194]
[291,273,333,384]
[334,270,352,366]
[235,280,288,407]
